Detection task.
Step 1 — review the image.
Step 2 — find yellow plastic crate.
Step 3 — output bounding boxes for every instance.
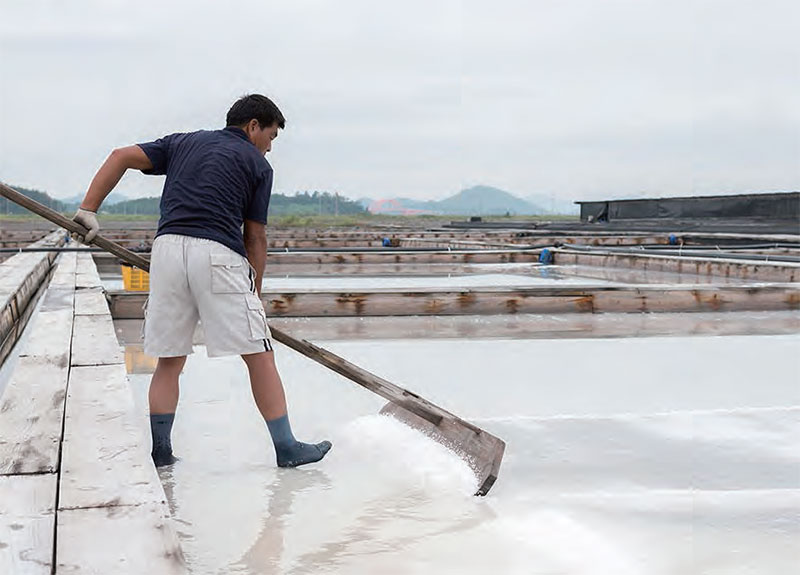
[121,264,150,291]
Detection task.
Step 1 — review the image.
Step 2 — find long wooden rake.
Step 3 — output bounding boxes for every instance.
[0,183,505,495]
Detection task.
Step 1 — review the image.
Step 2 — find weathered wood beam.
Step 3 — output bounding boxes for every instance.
[0,240,186,573]
[0,232,65,366]
[553,248,800,282]
[0,357,70,475]
[73,288,108,316]
[105,260,536,277]
[113,312,800,359]
[90,249,540,272]
[58,365,165,510]
[0,248,75,575]
[53,251,187,573]
[56,504,185,574]
[108,284,800,319]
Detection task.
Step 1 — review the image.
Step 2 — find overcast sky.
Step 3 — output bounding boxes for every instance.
[1,0,798,204]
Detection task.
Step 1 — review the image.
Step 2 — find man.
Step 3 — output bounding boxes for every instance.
[73,94,331,468]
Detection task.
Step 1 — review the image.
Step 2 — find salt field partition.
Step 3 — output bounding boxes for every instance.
[100,237,800,319]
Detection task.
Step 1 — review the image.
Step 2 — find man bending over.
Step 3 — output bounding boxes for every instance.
[73,94,332,468]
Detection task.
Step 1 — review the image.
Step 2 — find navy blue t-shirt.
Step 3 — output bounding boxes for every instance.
[137,127,273,257]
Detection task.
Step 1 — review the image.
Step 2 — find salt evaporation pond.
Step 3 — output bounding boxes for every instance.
[261,272,614,290]
[127,334,800,574]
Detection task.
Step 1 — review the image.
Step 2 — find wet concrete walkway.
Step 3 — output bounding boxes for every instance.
[0,250,186,574]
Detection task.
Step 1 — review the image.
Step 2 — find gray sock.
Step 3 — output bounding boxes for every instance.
[265,414,332,468]
[150,413,177,467]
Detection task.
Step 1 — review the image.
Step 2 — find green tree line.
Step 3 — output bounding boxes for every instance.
[0,185,69,214]
[1,185,366,217]
[104,191,366,216]
[269,191,365,215]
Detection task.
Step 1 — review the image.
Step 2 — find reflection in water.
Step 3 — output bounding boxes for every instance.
[536,264,554,280]
[284,490,495,575]
[232,469,330,574]
[225,415,495,574]
[125,344,158,374]
[227,471,494,575]
[157,465,195,535]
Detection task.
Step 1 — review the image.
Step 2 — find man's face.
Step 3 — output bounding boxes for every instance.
[245,120,280,155]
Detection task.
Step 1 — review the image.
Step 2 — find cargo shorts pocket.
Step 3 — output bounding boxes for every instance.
[210,253,249,293]
[141,297,149,340]
[245,293,268,340]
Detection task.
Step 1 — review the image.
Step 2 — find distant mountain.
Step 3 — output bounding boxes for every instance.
[368,185,541,216]
[61,191,132,206]
[269,191,366,216]
[60,193,85,205]
[437,186,540,215]
[104,192,133,206]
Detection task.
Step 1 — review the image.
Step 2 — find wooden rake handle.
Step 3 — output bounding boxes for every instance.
[0,182,443,425]
[0,183,151,271]
[1,182,506,495]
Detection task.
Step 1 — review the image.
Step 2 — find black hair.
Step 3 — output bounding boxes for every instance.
[226,94,286,129]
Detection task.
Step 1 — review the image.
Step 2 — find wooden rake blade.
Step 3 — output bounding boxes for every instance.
[273,332,506,496]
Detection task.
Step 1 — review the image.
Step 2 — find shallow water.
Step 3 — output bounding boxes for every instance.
[127,335,800,574]
[259,272,614,290]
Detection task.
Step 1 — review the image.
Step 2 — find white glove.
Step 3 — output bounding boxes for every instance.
[71,208,100,243]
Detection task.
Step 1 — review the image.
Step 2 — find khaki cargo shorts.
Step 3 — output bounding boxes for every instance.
[143,234,272,358]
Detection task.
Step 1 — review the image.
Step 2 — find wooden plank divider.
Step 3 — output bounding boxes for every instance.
[0,245,75,575]
[17,309,74,364]
[59,365,165,510]
[0,357,70,475]
[70,315,123,366]
[56,504,186,575]
[88,248,541,271]
[54,248,186,573]
[0,238,187,573]
[553,248,800,283]
[73,287,110,316]
[106,283,800,318]
[0,231,66,366]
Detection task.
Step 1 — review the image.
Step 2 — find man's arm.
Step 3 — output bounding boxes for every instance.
[80,145,153,211]
[244,219,268,296]
[71,145,154,243]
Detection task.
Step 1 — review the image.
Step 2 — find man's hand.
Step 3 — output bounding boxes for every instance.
[244,219,267,296]
[71,208,100,243]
